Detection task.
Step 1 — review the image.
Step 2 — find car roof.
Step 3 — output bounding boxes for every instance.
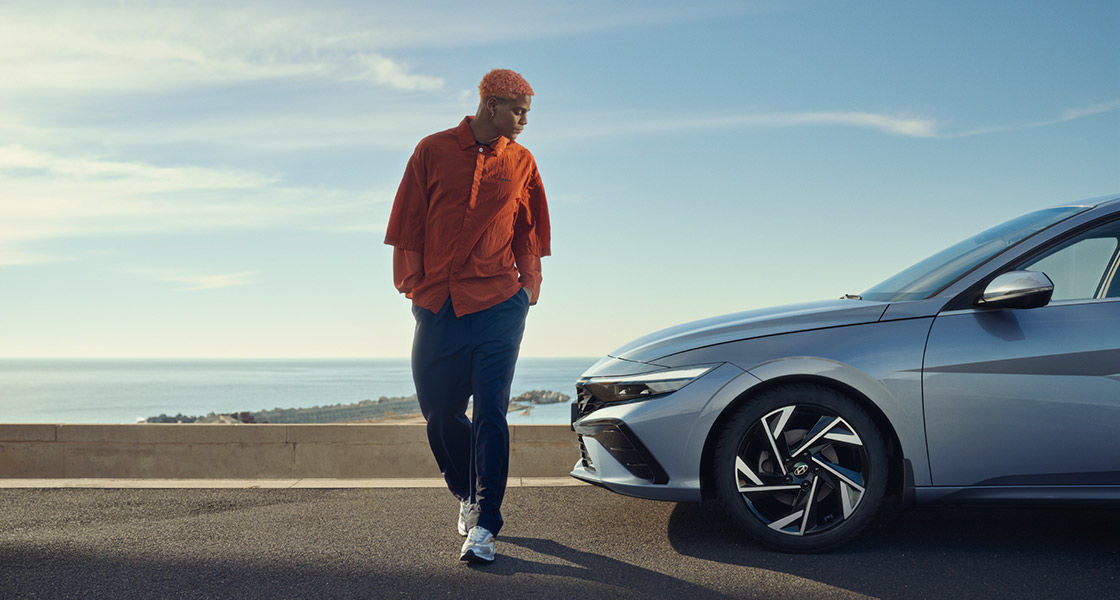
[1066,193,1120,209]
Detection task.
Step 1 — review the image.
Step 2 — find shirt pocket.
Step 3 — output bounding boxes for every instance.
[479,160,524,199]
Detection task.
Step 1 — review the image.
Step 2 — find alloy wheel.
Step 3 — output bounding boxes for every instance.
[733,404,871,537]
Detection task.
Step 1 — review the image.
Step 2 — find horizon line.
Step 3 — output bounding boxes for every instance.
[0,356,601,361]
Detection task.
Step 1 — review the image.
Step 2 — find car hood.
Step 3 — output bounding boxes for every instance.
[609,299,889,364]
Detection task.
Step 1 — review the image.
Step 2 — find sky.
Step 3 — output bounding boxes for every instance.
[0,0,1117,359]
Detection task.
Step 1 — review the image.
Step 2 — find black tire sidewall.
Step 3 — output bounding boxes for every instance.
[713,383,889,552]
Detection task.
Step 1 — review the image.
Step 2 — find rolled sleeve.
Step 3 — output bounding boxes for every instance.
[393,248,424,297]
[511,166,551,258]
[384,147,428,252]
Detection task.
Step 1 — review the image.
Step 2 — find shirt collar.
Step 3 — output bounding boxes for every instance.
[456,116,510,156]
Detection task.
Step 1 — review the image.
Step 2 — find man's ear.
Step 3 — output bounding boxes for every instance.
[485,96,501,118]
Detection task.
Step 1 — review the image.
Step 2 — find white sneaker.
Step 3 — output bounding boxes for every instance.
[459,526,496,564]
[457,499,471,537]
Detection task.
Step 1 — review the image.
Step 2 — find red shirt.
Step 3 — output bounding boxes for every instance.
[385,117,551,316]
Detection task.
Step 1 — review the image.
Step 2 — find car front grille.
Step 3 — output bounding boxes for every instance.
[577,435,594,470]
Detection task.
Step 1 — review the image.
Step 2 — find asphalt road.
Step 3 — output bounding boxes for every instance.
[1,486,1117,599]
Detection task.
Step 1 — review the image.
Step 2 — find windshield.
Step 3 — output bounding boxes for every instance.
[861,206,1089,302]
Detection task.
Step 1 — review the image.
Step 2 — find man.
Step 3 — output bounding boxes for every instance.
[384,68,550,565]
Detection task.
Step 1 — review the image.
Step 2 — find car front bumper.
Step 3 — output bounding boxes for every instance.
[569,361,749,502]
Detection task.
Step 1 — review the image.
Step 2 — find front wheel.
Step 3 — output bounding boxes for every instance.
[713,383,889,552]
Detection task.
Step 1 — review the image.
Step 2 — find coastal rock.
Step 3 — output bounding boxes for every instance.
[511,390,570,405]
[144,390,570,424]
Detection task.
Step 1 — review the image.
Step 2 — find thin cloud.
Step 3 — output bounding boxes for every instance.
[942,99,1120,138]
[127,269,259,291]
[0,5,445,95]
[551,100,1120,140]
[1061,100,1120,121]
[0,144,373,251]
[0,144,273,188]
[550,110,941,139]
[0,250,72,267]
[8,109,456,153]
[355,54,444,92]
[726,111,938,137]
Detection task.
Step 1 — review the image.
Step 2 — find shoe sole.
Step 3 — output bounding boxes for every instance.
[459,549,495,565]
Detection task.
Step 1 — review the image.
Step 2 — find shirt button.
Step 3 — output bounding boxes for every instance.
[478,147,484,153]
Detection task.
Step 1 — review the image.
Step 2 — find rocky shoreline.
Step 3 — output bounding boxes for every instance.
[144,389,570,424]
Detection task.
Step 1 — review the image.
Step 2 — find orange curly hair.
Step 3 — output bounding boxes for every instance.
[479,68,534,99]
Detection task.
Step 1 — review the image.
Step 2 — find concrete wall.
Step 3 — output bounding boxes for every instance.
[0,424,578,479]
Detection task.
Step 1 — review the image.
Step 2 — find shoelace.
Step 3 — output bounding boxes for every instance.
[467,527,492,543]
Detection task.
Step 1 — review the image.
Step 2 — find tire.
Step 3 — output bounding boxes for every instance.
[713,383,888,552]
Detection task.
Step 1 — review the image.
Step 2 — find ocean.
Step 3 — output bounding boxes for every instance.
[0,358,598,425]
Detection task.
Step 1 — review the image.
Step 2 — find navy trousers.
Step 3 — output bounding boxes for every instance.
[411,289,529,536]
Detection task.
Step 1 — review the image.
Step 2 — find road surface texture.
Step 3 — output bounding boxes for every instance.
[1,486,1117,599]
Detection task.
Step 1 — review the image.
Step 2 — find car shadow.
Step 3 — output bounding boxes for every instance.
[666,500,1120,598]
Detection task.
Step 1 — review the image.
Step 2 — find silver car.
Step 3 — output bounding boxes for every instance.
[571,193,1120,552]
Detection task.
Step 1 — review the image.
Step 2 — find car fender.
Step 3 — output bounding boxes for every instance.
[695,355,931,487]
[661,317,934,487]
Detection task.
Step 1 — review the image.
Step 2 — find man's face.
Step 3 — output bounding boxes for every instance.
[491,95,532,140]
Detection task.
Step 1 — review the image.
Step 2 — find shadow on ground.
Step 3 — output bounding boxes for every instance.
[1,542,737,600]
[666,500,1120,598]
[1,547,683,600]
[3,488,1118,599]
[494,535,725,596]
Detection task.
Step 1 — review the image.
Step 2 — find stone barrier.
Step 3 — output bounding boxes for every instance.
[0,424,578,479]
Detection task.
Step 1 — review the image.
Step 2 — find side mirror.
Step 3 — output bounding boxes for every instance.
[977,270,1054,309]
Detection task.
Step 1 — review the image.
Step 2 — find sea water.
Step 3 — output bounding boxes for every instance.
[0,358,598,424]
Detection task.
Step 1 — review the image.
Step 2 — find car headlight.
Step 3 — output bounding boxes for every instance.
[579,365,716,404]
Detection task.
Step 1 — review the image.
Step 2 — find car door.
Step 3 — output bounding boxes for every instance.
[922,217,1120,487]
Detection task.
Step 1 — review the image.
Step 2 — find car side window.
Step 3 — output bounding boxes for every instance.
[1019,219,1120,301]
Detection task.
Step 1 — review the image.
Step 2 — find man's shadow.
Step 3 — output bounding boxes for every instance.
[488,535,730,599]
